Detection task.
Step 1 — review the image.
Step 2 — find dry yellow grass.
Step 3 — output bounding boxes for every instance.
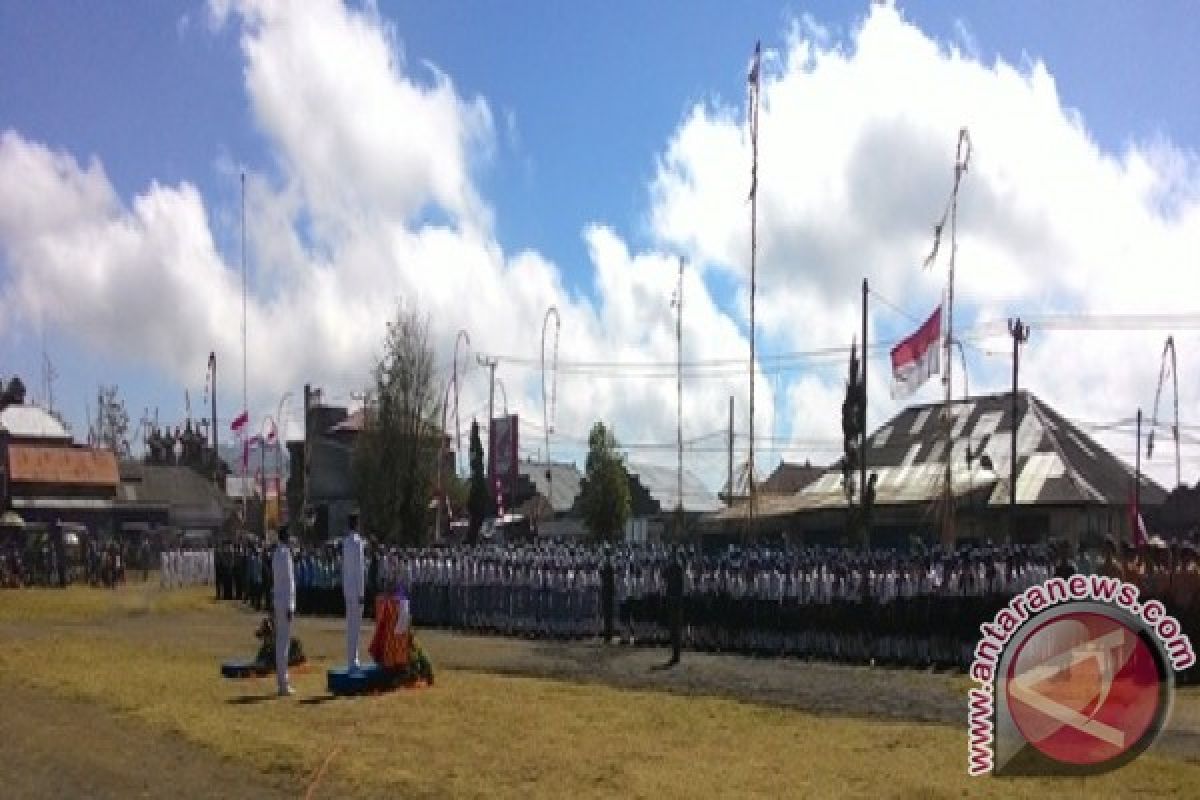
[2,588,1198,799]
[0,583,218,623]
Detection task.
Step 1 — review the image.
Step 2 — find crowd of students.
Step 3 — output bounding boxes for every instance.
[201,534,1199,678]
[1,538,147,589]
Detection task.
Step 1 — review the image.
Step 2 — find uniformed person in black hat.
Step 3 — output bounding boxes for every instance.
[601,546,616,643]
[665,547,685,666]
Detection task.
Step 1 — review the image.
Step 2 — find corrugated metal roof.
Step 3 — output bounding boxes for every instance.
[760,461,823,494]
[1015,409,1044,456]
[118,464,228,527]
[8,445,118,486]
[518,461,582,513]
[1014,451,1064,504]
[627,461,721,513]
[0,405,70,440]
[713,462,997,520]
[951,403,974,439]
[873,425,894,447]
[972,410,1003,440]
[715,391,1166,517]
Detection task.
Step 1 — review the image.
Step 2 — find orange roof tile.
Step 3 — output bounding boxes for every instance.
[7,445,119,487]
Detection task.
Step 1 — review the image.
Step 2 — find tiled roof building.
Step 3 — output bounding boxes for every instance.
[712,391,1164,548]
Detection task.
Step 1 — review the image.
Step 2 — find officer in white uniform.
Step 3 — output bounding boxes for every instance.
[341,511,366,671]
[272,526,296,696]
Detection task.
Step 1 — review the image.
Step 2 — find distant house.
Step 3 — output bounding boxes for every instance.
[1,404,163,538]
[623,461,721,542]
[286,397,454,542]
[759,460,823,495]
[512,459,720,542]
[514,460,586,539]
[117,461,232,536]
[710,390,1165,549]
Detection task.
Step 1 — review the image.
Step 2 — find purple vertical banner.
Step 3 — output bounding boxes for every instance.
[491,415,517,512]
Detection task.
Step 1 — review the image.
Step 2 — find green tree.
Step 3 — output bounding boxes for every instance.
[840,340,867,544]
[353,306,443,546]
[578,421,631,542]
[466,418,491,542]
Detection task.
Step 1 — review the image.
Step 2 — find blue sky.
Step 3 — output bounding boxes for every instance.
[2,1,1198,489]
[6,2,1197,274]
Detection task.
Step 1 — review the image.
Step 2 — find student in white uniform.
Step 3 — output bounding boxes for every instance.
[272,526,296,696]
[341,512,366,671]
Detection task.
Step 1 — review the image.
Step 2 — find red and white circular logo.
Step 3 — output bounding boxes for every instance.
[1004,610,1169,770]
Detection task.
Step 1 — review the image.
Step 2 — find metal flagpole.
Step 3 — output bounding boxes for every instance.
[541,306,560,520]
[746,41,761,541]
[240,171,248,527]
[925,129,971,546]
[861,278,868,549]
[675,257,684,539]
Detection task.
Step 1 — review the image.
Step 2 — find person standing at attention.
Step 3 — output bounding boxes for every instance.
[342,511,367,671]
[665,548,685,667]
[273,525,297,697]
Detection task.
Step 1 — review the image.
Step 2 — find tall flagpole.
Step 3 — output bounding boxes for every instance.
[241,171,248,527]
[541,306,561,517]
[937,130,971,545]
[746,41,761,540]
[676,256,684,540]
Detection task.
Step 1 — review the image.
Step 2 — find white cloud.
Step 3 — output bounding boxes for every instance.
[646,4,1200,489]
[2,2,1199,496]
[0,0,767,491]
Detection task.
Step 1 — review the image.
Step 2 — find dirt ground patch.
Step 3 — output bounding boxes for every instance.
[78,605,1194,763]
[3,586,1199,798]
[0,682,300,800]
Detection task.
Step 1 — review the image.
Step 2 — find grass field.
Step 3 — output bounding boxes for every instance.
[1,585,1198,799]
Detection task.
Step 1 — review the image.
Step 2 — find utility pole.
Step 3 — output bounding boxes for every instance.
[861,279,869,550]
[541,307,560,527]
[453,330,471,477]
[727,396,735,508]
[259,419,268,535]
[1007,318,1029,544]
[478,354,498,492]
[302,384,312,539]
[1135,407,1142,524]
[676,256,684,540]
[209,352,218,483]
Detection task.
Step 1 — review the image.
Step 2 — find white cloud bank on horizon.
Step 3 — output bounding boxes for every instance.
[0,1,1197,492]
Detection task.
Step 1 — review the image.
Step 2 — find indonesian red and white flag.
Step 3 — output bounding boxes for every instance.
[890,305,942,399]
[230,410,249,434]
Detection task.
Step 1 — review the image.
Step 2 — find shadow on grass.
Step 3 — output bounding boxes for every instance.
[299,694,339,706]
[227,694,278,705]
[648,659,681,673]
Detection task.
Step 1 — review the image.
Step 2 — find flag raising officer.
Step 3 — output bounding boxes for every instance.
[342,511,367,671]
[272,525,296,696]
